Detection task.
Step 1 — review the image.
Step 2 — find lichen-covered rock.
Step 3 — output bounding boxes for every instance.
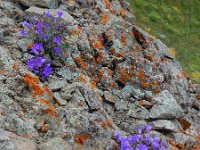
[127,103,150,119]
[18,0,59,9]
[53,92,67,106]
[39,137,70,150]
[104,90,120,103]
[0,129,37,150]
[17,38,33,52]
[24,7,78,25]
[152,120,177,132]
[0,0,200,149]
[0,46,14,72]
[150,90,184,119]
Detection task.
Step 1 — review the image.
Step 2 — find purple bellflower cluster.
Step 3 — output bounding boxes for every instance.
[20,11,66,79]
[114,125,169,150]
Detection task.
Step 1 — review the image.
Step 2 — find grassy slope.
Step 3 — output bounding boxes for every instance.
[126,0,200,83]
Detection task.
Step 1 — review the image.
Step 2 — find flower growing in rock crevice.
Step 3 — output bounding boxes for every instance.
[27,57,52,79]
[114,125,169,150]
[20,11,66,78]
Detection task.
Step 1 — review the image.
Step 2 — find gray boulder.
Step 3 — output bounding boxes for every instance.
[24,7,78,25]
[18,0,59,9]
[0,129,37,150]
[150,90,184,119]
[152,120,177,132]
[39,137,71,150]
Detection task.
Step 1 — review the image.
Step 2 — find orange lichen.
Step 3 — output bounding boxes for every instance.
[39,123,49,133]
[133,30,144,43]
[138,70,146,81]
[193,144,199,150]
[101,120,113,129]
[43,85,52,97]
[101,111,106,115]
[17,113,23,118]
[101,13,109,25]
[121,35,127,46]
[77,100,83,107]
[169,138,176,146]
[116,51,126,58]
[181,71,190,80]
[155,87,161,94]
[177,118,191,131]
[195,134,200,143]
[176,143,184,149]
[80,75,87,83]
[91,35,104,50]
[75,133,90,145]
[23,73,39,83]
[27,42,34,49]
[62,133,69,139]
[176,130,184,134]
[13,64,20,71]
[196,95,200,100]
[147,52,154,61]
[138,100,153,109]
[45,105,59,118]
[102,0,112,12]
[118,8,127,17]
[23,74,44,96]
[176,74,182,80]
[118,75,128,85]
[36,98,50,105]
[89,80,97,90]
[108,82,117,88]
[109,49,115,55]
[74,57,87,69]
[141,82,149,88]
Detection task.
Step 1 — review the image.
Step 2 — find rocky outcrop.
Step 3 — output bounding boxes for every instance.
[0,0,199,149]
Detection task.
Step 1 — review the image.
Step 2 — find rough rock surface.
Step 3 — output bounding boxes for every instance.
[0,0,200,149]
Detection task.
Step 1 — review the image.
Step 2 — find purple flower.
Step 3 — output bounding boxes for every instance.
[145,125,152,133]
[45,11,52,18]
[136,144,148,150]
[33,16,38,22]
[120,137,130,150]
[42,65,52,78]
[36,22,43,30]
[152,139,159,149]
[43,34,49,41]
[23,21,31,29]
[27,58,36,71]
[53,47,61,55]
[57,11,63,19]
[27,58,40,74]
[27,57,52,78]
[45,24,49,29]
[113,125,169,150]
[35,29,43,36]
[128,135,139,145]
[54,36,61,45]
[35,57,46,67]
[20,30,28,36]
[136,127,143,135]
[30,43,44,55]
[144,134,152,145]
[114,132,121,142]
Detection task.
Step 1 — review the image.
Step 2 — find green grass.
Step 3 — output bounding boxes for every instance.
[126,0,200,83]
